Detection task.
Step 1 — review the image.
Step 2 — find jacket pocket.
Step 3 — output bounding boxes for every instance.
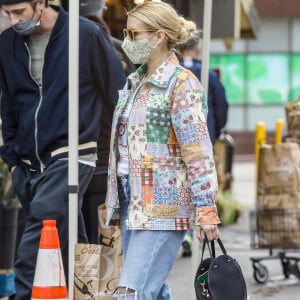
[141,156,187,218]
[142,155,193,218]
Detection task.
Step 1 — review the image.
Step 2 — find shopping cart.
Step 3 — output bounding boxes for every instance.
[249,208,300,284]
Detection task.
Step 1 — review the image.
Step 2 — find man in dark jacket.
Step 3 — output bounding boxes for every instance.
[177,30,228,145]
[0,0,125,299]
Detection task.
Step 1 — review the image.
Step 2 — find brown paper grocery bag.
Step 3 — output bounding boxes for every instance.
[257,143,300,198]
[257,209,300,248]
[74,243,122,299]
[74,243,101,299]
[285,99,300,141]
[259,194,300,209]
[74,204,122,300]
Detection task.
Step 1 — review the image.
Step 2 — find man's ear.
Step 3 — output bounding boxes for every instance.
[37,0,45,11]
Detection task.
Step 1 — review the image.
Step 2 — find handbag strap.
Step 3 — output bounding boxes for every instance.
[201,234,227,262]
[215,238,227,255]
[200,236,214,262]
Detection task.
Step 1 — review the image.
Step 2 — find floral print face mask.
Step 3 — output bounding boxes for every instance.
[121,35,155,65]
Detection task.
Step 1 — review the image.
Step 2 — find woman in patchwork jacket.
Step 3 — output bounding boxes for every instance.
[105,1,220,299]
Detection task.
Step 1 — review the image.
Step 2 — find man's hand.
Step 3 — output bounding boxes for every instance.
[11,166,16,173]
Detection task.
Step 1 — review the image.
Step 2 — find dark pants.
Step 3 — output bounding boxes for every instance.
[82,172,107,244]
[12,160,94,300]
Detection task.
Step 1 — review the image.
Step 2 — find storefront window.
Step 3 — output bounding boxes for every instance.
[210,53,300,105]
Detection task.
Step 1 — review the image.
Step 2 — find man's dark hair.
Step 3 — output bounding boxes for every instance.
[61,0,68,10]
[38,0,48,7]
[27,0,38,9]
[0,0,47,6]
[29,0,48,9]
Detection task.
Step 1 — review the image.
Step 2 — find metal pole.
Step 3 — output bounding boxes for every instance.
[68,0,79,298]
[200,0,212,95]
[190,1,213,299]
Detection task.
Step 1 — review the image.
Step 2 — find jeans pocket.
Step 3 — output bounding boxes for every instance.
[117,177,130,206]
[78,161,95,176]
[78,162,94,198]
[11,165,31,212]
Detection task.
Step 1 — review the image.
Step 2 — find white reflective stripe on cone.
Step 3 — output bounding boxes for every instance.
[33,249,66,287]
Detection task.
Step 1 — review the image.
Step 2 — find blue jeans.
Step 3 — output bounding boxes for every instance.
[117,176,186,300]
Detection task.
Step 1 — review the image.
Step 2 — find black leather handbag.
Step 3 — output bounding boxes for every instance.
[194,237,247,300]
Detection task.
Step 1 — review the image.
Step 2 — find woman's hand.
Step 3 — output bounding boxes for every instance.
[196,224,219,242]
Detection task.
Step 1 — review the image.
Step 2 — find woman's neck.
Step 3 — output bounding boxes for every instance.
[146,49,171,79]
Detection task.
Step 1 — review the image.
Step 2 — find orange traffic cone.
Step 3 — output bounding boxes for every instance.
[31,220,68,300]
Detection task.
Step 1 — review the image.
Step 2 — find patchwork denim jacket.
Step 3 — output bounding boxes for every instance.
[106,53,220,230]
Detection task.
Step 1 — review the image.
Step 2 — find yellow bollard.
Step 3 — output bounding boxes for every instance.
[255,122,266,198]
[255,122,266,167]
[274,119,284,145]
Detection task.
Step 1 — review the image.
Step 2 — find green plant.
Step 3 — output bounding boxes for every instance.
[0,159,20,208]
[216,191,241,226]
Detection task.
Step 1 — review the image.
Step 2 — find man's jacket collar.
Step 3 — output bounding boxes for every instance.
[48,5,68,42]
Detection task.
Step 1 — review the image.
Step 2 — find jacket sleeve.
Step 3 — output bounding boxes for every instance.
[209,71,228,139]
[171,74,220,225]
[0,65,19,170]
[89,24,126,107]
[87,24,126,170]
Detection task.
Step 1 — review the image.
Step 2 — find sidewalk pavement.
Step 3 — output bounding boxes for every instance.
[168,158,300,300]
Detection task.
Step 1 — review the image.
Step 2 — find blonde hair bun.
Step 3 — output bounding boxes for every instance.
[177,17,197,43]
